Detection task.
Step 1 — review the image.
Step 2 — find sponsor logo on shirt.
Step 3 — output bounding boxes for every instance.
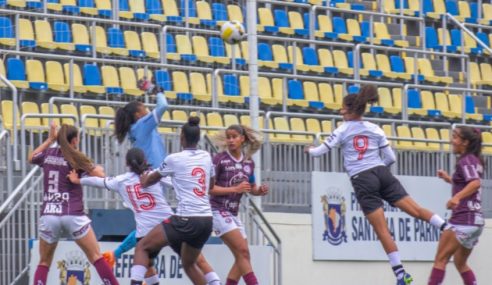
[44,156,68,167]
[43,203,63,214]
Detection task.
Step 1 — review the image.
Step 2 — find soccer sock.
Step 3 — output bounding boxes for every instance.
[429,214,449,231]
[243,272,259,285]
[93,257,119,285]
[144,274,160,285]
[115,230,137,258]
[205,271,221,285]
[33,264,49,285]
[131,264,147,282]
[388,251,405,279]
[226,278,238,285]
[428,267,445,285]
[460,270,477,285]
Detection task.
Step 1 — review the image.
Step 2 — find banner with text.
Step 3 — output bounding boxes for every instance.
[312,172,451,261]
[29,241,273,284]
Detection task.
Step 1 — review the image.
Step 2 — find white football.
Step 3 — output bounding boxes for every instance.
[220,20,246,44]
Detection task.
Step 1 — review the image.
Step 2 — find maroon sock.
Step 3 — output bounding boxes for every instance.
[93,257,119,285]
[33,265,49,285]
[428,267,445,285]
[226,278,238,285]
[461,270,477,285]
[243,272,259,285]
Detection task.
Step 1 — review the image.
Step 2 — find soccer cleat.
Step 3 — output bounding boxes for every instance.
[102,251,116,268]
[396,273,413,285]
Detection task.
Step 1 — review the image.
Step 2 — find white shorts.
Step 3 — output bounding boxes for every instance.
[38,215,92,244]
[450,223,484,249]
[212,210,246,239]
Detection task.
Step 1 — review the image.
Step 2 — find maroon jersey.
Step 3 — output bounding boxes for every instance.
[450,154,484,226]
[31,146,85,216]
[210,151,255,216]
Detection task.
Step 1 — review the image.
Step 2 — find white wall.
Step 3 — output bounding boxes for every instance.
[265,213,492,285]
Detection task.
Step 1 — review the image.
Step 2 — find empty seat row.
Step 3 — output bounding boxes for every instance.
[425,26,492,55]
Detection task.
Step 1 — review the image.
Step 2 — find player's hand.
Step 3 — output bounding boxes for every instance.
[235,181,251,193]
[67,170,80,184]
[48,121,58,143]
[258,184,269,196]
[102,251,116,268]
[304,145,314,154]
[446,196,460,210]
[437,170,451,183]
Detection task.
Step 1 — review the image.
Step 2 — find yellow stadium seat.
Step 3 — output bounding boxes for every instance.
[206,112,224,135]
[247,76,279,106]
[98,106,115,129]
[315,15,333,38]
[396,125,414,149]
[306,118,321,135]
[383,0,403,14]
[124,31,145,57]
[378,87,400,114]
[80,105,99,135]
[470,62,492,86]
[272,117,291,143]
[347,19,366,42]
[227,4,243,22]
[321,120,333,134]
[1,100,20,130]
[26,59,46,87]
[21,101,42,132]
[95,0,111,12]
[41,103,61,126]
[46,61,68,92]
[271,78,285,107]
[290,117,310,143]
[272,44,292,68]
[72,24,91,52]
[287,46,310,72]
[197,1,225,26]
[7,0,25,8]
[257,8,293,35]
[192,36,227,64]
[303,81,323,108]
[19,19,35,47]
[482,132,492,155]
[427,0,446,19]
[479,63,492,84]
[34,20,57,50]
[455,1,470,22]
[404,57,433,83]
[288,11,307,34]
[225,42,244,61]
[101,65,121,92]
[425,127,442,151]
[318,83,340,111]
[411,127,428,150]
[382,124,394,139]
[379,54,410,80]
[418,58,453,84]
[239,115,266,132]
[0,59,6,88]
[435,92,458,119]
[164,34,181,61]
[168,71,189,100]
[332,50,353,75]
[361,53,386,78]
[392,88,403,112]
[119,67,143,96]
[439,128,451,151]
[480,4,492,25]
[60,104,78,126]
[63,63,88,93]
[413,90,435,116]
[92,26,111,55]
[129,0,146,16]
[172,110,188,122]
[46,0,62,10]
[224,114,239,126]
[373,22,409,47]
[449,94,482,121]
[141,32,160,60]
[190,72,211,103]
[437,28,453,48]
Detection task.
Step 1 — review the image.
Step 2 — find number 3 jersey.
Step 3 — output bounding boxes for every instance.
[85,172,173,238]
[157,149,214,217]
[31,146,85,216]
[321,121,389,177]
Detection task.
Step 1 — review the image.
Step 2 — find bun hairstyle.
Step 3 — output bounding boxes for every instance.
[126,148,149,175]
[115,101,143,143]
[212,124,264,159]
[57,124,94,173]
[455,126,484,166]
[182,116,201,146]
[343,85,379,117]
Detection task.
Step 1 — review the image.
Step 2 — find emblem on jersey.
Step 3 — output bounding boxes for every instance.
[243,165,251,174]
[57,251,91,285]
[321,188,347,246]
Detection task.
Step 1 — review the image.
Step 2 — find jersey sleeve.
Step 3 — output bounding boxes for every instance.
[31,149,47,166]
[80,176,120,192]
[212,154,222,179]
[324,125,344,149]
[375,126,390,148]
[156,155,175,177]
[459,157,481,183]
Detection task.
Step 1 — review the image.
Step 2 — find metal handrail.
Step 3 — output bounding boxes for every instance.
[0,74,18,169]
[0,130,12,193]
[0,166,40,217]
[446,13,492,54]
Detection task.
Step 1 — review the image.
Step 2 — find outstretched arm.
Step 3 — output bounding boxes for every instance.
[29,121,57,163]
[140,171,163,188]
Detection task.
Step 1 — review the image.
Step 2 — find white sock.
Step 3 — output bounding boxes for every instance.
[130,265,147,281]
[144,274,160,285]
[205,271,221,285]
[429,214,445,229]
[388,251,402,267]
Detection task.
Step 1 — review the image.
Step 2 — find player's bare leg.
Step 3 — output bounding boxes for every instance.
[180,242,207,285]
[221,229,258,285]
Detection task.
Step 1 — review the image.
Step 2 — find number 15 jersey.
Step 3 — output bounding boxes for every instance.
[157,149,214,217]
[323,121,390,177]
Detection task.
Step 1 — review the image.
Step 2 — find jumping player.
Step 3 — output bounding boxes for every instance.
[428,126,485,285]
[131,117,215,285]
[306,85,450,285]
[29,123,119,285]
[210,125,268,285]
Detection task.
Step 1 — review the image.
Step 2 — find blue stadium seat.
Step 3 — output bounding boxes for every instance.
[451,29,481,54]
[288,80,304,100]
[6,58,26,82]
[0,17,15,46]
[360,21,371,39]
[209,37,225,57]
[390,55,423,82]
[332,17,347,36]
[146,0,164,19]
[348,85,359,94]
[445,0,458,16]
[257,43,282,69]
[423,0,434,14]
[223,74,240,96]
[180,0,196,17]
[425,27,439,50]
[107,27,125,49]
[79,0,97,13]
[154,70,173,91]
[212,3,228,21]
[303,12,318,30]
[395,0,409,9]
[274,10,289,28]
[53,21,71,45]
[302,47,338,74]
[477,32,490,48]
[407,89,422,109]
[465,96,476,115]
[469,2,478,20]
[83,64,106,92]
[0,0,5,6]
[52,0,79,14]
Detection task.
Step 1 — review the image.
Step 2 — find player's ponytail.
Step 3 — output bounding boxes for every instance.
[115,101,141,143]
[456,126,484,167]
[343,85,379,117]
[213,125,264,159]
[57,124,94,173]
[182,116,201,146]
[126,148,149,175]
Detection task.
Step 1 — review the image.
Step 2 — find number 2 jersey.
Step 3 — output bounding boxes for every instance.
[81,172,173,238]
[157,149,214,217]
[313,121,390,177]
[31,146,85,216]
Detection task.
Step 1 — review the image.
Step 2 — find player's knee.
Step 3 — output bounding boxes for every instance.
[235,246,250,261]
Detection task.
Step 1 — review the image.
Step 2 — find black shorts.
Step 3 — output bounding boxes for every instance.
[162,215,213,255]
[350,166,408,215]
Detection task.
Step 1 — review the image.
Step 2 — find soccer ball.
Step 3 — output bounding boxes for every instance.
[220,21,246,44]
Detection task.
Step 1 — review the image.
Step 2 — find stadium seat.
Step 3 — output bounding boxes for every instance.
[306,118,321,134]
[303,81,324,109]
[417,58,453,84]
[482,132,492,154]
[41,103,61,126]
[161,0,183,23]
[83,64,106,93]
[434,92,458,119]
[170,71,192,101]
[79,0,98,16]
[175,35,197,63]
[98,106,115,129]
[18,19,36,48]
[190,36,225,64]
[315,15,336,40]
[154,70,172,94]
[124,31,146,58]
[34,20,57,50]
[373,22,409,47]
[318,83,340,111]
[321,120,333,134]
[164,34,181,61]
[450,29,482,54]
[376,54,409,80]
[424,127,442,150]
[46,61,68,92]
[141,32,160,59]
[426,0,446,19]
[470,62,492,86]
[218,74,243,104]
[1,100,19,130]
[378,87,400,114]
[95,0,112,17]
[0,59,6,88]
[92,26,111,54]
[273,10,295,35]
[272,117,292,143]
[107,27,129,56]
[223,114,239,126]
[101,65,124,95]
[396,125,414,149]
[171,110,187,122]
[480,63,492,85]
[60,104,78,125]
[256,43,279,69]
[227,4,244,23]
[179,0,200,24]
[225,42,246,66]
[118,0,134,19]
[332,17,353,41]
[71,23,92,53]
[480,3,492,25]
[257,8,280,34]
[211,3,228,24]
[189,72,211,103]
[287,46,310,72]
[458,1,477,23]
[196,1,217,27]
[410,127,429,150]
[20,101,42,132]
[208,37,231,64]
[53,21,75,51]
[80,105,100,135]
[316,49,340,74]
[129,0,149,20]
[332,50,353,75]
[145,0,165,21]
[271,45,294,71]
[60,0,81,14]
[290,117,311,143]
[436,28,457,53]
[205,112,223,135]
[288,11,309,36]
[361,53,384,78]
[119,67,143,96]
[63,63,87,93]
[6,58,29,89]
[136,68,153,82]
[46,0,62,11]
[302,47,330,74]
[0,17,15,47]
[240,76,280,106]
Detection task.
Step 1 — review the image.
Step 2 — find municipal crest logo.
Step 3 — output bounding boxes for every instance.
[321,188,347,246]
[57,251,91,285]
